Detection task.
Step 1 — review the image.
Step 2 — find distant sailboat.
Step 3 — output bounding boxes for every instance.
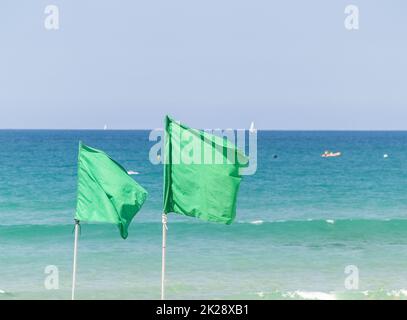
[103,124,108,130]
[249,121,256,133]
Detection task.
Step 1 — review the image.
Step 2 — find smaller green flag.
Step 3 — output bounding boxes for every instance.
[75,142,148,239]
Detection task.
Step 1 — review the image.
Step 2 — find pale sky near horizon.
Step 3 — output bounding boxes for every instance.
[0,1,406,129]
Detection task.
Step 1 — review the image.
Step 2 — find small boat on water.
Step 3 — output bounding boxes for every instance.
[321,151,341,158]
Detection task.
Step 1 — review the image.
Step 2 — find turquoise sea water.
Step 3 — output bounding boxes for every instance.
[2,130,407,299]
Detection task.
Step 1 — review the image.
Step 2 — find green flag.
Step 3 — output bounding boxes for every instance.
[163,116,248,224]
[75,142,148,239]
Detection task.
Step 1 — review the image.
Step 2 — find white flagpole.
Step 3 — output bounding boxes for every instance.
[71,219,80,300]
[161,213,168,300]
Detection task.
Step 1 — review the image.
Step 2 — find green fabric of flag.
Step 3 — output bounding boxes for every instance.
[163,116,248,224]
[75,142,148,239]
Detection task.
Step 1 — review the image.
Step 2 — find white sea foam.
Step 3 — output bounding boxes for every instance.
[293,291,336,300]
[356,289,407,299]
[250,220,264,225]
[386,289,407,297]
[281,291,296,299]
[127,171,140,175]
[326,219,335,224]
[0,289,5,294]
[252,289,407,300]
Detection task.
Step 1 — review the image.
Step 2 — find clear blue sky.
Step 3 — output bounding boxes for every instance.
[0,0,406,129]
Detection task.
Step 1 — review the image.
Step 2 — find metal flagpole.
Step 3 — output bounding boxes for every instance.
[71,219,80,300]
[161,213,168,300]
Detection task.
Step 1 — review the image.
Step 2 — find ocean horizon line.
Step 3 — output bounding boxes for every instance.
[3,128,407,132]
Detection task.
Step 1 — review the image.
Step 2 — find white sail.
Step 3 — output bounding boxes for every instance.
[249,121,256,133]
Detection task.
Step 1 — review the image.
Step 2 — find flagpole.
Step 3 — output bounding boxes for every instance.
[71,219,80,300]
[161,213,168,300]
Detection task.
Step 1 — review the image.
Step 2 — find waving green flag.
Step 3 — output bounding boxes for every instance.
[75,142,147,239]
[163,116,248,224]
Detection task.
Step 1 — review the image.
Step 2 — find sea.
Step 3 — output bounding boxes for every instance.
[1,130,407,300]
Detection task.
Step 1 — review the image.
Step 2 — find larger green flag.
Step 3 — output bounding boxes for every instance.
[75,142,148,239]
[163,116,248,224]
